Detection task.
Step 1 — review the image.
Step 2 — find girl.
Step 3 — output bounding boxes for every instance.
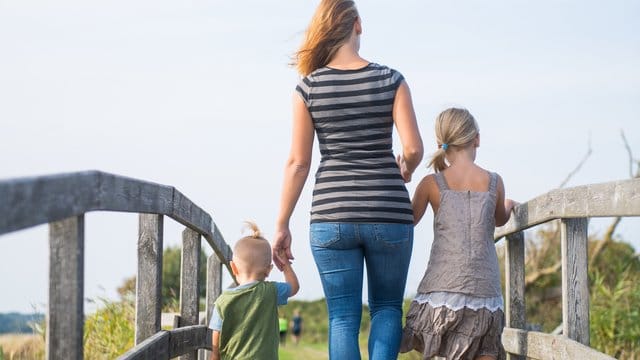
[400,108,516,360]
[272,0,423,359]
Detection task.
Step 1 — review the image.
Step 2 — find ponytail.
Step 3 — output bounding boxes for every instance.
[428,108,479,173]
[243,220,264,240]
[428,148,448,173]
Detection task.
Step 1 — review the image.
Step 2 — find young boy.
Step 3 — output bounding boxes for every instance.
[209,222,299,360]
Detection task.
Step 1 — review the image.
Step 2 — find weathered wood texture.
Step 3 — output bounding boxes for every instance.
[169,326,212,358]
[47,216,84,360]
[203,255,222,360]
[118,326,212,360]
[0,171,231,359]
[180,228,201,360]
[206,255,223,326]
[502,328,615,359]
[136,214,164,345]
[117,331,170,360]
[495,178,640,239]
[561,218,590,345]
[504,231,525,360]
[0,171,233,267]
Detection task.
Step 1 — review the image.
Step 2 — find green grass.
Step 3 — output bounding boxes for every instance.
[277,338,421,360]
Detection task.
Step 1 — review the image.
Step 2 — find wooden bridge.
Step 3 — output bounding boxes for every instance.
[1,170,637,359]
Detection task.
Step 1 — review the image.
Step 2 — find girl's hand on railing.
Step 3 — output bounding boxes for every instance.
[272,226,294,271]
[505,199,519,213]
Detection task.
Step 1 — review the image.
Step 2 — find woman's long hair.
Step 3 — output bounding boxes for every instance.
[293,0,359,76]
[428,108,480,172]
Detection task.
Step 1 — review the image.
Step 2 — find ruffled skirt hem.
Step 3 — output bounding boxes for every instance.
[400,300,505,360]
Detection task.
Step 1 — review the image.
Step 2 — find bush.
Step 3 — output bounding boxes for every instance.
[83,298,135,359]
[590,269,640,359]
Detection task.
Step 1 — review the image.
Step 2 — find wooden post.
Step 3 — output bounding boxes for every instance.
[47,215,84,360]
[505,231,526,360]
[180,228,201,360]
[561,218,590,345]
[201,254,223,360]
[136,214,164,345]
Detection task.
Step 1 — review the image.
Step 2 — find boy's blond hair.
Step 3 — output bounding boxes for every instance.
[232,221,272,275]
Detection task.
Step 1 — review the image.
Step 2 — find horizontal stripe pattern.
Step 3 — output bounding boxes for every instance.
[296,63,413,224]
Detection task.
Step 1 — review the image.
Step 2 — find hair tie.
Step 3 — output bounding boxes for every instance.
[441,143,449,151]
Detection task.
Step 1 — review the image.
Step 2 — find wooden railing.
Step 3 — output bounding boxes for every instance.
[0,171,234,359]
[2,172,638,359]
[494,178,640,360]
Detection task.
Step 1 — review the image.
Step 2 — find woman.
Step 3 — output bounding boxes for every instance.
[272,1,423,359]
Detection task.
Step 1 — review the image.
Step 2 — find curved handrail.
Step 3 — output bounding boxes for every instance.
[0,170,233,270]
[117,325,212,359]
[495,178,640,240]
[502,328,615,359]
[494,178,640,359]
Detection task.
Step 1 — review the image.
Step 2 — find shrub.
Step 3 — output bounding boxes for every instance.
[83,298,135,359]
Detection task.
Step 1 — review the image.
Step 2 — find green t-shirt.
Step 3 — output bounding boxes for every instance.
[215,281,279,360]
[279,317,288,332]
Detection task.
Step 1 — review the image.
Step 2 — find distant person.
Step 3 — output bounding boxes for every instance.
[272,0,423,358]
[209,222,299,360]
[278,313,288,346]
[400,108,517,360]
[291,309,303,345]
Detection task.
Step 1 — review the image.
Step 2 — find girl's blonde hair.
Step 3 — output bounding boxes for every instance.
[428,108,480,173]
[293,0,359,76]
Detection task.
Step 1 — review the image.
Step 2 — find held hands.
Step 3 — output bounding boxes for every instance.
[272,226,294,271]
[396,154,412,183]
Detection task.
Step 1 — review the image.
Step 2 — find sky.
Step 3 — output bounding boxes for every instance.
[0,0,639,313]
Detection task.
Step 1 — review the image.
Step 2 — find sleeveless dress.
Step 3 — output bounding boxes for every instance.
[400,171,505,360]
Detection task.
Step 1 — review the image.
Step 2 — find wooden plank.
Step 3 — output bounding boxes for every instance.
[136,214,164,345]
[561,218,590,345]
[97,172,174,215]
[205,254,223,325]
[203,254,222,360]
[47,216,84,360]
[502,328,615,359]
[168,325,212,358]
[0,171,230,260]
[504,231,525,360]
[0,171,234,275]
[117,331,170,360]
[495,178,640,239]
[204,223,234,273]
[180,228,201,360]
[0,171,100,236]
[171,190,213,239]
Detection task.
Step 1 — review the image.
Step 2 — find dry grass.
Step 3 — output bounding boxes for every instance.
[0,334,44,360]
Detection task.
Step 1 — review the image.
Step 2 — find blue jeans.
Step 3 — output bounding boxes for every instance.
[310,223,413,360]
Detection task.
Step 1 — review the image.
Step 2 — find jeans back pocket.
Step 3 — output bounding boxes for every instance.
[310,223,341,248]
[373,223,413,248]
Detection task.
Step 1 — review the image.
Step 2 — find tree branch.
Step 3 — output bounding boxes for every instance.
[621,129,639,178]
[525,261,562,288]
[589,217,622,268]
[558,135,592,189]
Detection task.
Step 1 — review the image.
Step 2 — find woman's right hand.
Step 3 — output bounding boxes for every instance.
[272,226,294,271]
[396,154,412,183]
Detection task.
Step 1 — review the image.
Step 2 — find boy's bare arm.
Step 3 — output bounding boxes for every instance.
[210,330,220,360]
[282,262,300,297]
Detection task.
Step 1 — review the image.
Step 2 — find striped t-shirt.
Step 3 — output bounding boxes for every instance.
[296,63,413,224]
